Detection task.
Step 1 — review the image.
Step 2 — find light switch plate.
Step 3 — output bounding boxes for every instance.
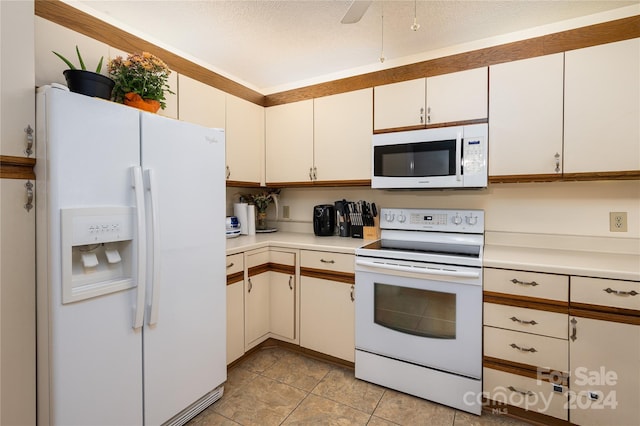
[609,212,627,232]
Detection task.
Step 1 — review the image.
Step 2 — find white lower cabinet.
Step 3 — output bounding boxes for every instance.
[226,253,244,365]
[300,277,355,362]
[244,248,297,350]
[299,250,355,362]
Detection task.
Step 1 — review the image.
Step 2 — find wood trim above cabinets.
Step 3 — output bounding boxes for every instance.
[34,0,265,106]
[0,156,36,180]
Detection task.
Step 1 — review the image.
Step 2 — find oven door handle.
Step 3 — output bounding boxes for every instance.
[356,259,480,278]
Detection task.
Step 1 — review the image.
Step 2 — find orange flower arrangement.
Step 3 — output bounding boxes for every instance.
[108,52,174,110]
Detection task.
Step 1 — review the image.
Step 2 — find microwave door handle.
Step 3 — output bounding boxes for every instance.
[456,132,462,181]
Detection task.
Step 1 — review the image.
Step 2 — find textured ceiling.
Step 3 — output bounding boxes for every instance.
[71,0,638,94]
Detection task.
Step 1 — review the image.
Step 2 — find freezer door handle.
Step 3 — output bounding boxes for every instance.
[132,166,147,329]
[145,168,162,326]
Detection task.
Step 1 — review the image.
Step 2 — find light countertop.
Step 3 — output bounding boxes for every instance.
[227,231,640,282]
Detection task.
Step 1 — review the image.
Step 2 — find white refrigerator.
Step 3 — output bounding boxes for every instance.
[35,86,227,425]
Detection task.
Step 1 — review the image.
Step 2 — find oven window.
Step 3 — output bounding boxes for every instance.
[374,282,456,339]
[373,140,456,177]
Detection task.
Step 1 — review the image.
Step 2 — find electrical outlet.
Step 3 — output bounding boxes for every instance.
[609,212,627,232]
[283,205,290,219]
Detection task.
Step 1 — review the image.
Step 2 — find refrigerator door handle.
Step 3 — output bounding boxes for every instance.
[145,168,162,326]
[132,166,147,329]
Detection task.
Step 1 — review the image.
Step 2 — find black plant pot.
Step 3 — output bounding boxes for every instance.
[63,69,115,100]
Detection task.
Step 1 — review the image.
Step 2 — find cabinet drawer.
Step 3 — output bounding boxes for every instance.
[483,367,568,421]
[270,250,295,267]
[571,276,640,312]
[246,249,270,268]
[300,250,354,274]
[484,303,567,339]
[226,253,244,276]
[484,268,568,302]
[484,326,568,372]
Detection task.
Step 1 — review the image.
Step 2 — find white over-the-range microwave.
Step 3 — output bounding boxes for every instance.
[371,123,488,189]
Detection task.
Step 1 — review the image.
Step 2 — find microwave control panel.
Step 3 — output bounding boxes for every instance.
[463,137,485,175]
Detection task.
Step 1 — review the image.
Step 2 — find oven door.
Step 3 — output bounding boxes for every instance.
[355,257,482,379]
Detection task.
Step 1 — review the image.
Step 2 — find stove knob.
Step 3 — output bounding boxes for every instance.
[452,214,463,225]
[397,213,406,223]
[384,213,395,222]
[466,215,478,225]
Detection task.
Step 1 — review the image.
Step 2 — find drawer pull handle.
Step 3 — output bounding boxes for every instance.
[570,317,577,341]
[511,278,538,287]
[510,343,537,353]
[510,316,538,326]
[603,287,638,296]
[508,386,534,397]
[226,262,234,269]
[320,259,335,264]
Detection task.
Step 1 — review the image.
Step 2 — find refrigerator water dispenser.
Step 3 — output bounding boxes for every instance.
[61,207,136,304]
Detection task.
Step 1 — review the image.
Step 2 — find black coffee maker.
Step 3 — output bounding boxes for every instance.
[313,204,335,236]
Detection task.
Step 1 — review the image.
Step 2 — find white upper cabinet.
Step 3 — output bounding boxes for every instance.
[564,38,640,174]
[313,88,372,182]
[489,53,564,176]
[226,95,264,185]
[177,74,225,128]
[426,67,488,125]
[374,78,426,130]
[2,1,35,157]
[373,68,488,131]
[265,99,314,184]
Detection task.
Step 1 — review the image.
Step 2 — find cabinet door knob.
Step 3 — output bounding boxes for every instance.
[226,165,231,179]
[570,317,578,341]
[24,180,34,212]
[554,152,561,173]
[350,285,355,302]
[24,125,34,157]
[288,276,293,290]
[248,278,253,293]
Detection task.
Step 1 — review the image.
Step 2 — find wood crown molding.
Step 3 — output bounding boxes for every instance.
[34,1,640,107]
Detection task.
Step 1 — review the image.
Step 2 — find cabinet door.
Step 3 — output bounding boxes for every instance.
[265,99,314,184]
[426,67,488,125]
[177,74,225,128]
[374,78,425,131]
[564,38,640,174]
[314,89,372,182]
[300,277,355,362]
[226,95,264,185]
[569,316,640,426]
[489,54,564,176]
[0,179,36,425]
[244,271,269,348]
[270,271,295,340]
[226,280,244,365]
[2,1,35,157]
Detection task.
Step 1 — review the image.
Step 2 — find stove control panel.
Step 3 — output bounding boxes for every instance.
[379,208,484,233]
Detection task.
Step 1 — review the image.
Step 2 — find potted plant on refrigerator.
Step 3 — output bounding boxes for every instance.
[107,52,174,113]
[53,45,114,100]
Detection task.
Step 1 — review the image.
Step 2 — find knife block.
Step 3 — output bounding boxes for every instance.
[363,216,381,240]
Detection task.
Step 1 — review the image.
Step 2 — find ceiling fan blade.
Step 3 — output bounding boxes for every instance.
[341,0,372,24]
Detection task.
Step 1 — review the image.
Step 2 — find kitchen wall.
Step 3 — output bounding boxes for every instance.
[227,180,640,240]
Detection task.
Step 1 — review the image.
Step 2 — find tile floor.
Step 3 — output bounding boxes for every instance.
[188,346,533,426]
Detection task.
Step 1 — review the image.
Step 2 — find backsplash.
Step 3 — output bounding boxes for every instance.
[227,180,639,239]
